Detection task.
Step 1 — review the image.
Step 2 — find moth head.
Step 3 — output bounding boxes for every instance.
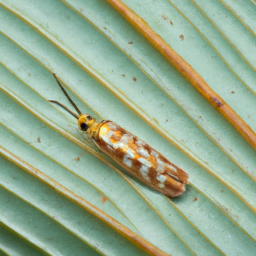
[78,114,96,131]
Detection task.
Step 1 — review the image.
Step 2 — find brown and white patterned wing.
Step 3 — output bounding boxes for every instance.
[95,121,189,197]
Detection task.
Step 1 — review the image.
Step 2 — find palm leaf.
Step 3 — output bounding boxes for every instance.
[0,0,255,255]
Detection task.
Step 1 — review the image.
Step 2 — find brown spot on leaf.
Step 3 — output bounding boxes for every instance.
[102,197,107,203]
[37,137,41,143]
[211,97,223,108]
[133,77,137,81]
[193,197,198,201]
[128,41,133,44]
[231,91,235,94]
[161,15,173,25]
[180,35,184,41]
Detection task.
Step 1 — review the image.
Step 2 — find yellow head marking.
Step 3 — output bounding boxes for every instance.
[78,114,96,131]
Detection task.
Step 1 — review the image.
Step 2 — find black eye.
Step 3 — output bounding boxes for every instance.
[87,115,92,120]
[80,123,88,131]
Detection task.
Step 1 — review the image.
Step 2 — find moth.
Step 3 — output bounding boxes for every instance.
[50,74,189,197]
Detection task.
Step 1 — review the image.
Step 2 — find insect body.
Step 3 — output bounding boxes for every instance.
[50,74,189,197]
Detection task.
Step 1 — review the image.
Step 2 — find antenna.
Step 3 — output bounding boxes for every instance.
[52,73,82,116]
[48,100,79,119]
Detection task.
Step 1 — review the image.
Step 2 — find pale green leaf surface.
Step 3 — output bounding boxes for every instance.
[0,221,46,256]
[0,0,255,255]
